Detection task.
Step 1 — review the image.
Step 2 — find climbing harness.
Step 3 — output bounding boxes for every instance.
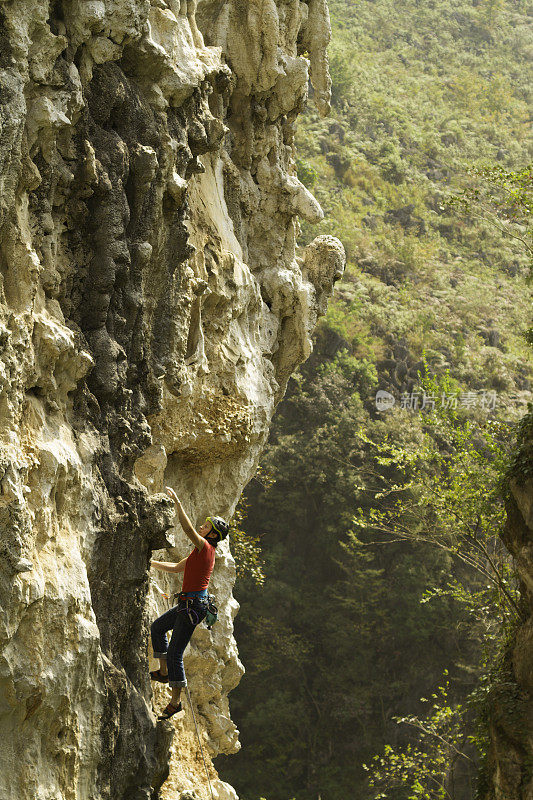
[150,580,218,629]
[182,596,203,625]
[176,591,218,629]
[173,591,207,625]
[185,685,216,800]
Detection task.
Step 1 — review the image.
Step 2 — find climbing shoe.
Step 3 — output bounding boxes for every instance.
[150,669,169,683]
[158,701,183,720]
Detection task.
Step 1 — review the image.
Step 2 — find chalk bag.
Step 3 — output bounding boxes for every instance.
[205,594,218,629]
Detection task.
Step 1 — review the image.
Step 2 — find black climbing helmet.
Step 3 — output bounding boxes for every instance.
[206,516,229,542]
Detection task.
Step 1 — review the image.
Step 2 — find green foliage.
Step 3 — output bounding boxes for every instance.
[365,596,530,800]
[447,164,533,276]
[365,675,468,800]
[296,158,319,190]
[328,43,357,107]
[507,402,533,483]
[298,0,532,297]
[229,490,267,586]
[318,348,378,396]
[349,367,522,799]
[352,361,521,621]
[478,0,506,30]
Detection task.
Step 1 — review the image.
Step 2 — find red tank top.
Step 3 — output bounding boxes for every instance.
[182,541,216,592]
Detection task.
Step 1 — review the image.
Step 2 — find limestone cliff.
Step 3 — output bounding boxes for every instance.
[484,413,533,800]
[0,1,344,798]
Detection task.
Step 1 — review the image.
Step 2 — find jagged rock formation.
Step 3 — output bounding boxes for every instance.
[484,425,533,800]
[0,1,344,798]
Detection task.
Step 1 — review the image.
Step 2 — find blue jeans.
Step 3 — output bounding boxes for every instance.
[150,598,207,687]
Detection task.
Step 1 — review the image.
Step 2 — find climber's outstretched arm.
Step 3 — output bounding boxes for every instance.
[165,487,205,550]
[150,556,187,573]
[173,556,187,573]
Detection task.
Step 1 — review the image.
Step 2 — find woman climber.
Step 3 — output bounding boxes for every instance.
[149,486,229,720]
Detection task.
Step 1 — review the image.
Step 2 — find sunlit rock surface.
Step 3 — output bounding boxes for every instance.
[0,0,343,797]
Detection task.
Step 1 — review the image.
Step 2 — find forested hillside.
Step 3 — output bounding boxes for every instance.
[217,1,532,798]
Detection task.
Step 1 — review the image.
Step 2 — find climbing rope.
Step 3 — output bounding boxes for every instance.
[150,577,171,605]
[185,685,216,800]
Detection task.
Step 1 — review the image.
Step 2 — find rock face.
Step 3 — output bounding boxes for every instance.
[0,1,344,798]
[483,416,533,800]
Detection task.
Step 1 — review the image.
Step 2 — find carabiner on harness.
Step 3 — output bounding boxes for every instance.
[174,592,205,625]
[185,598,199,625]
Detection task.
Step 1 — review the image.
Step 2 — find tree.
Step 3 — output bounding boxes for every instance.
[352,363,520,622]
[352,364,522,799]
[447,164,533,277]
[364,675,471,800]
